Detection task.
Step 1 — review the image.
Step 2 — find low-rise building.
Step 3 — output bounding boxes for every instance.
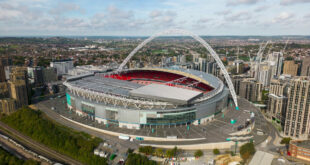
[50,59,73,76]
[68,65,108,76]
[290,140,310,162]
[43,67,58,83]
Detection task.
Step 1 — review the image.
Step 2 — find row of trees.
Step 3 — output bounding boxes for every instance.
[1,107,107,165]
[0,147,39,165]
[139,146,182,158]
[138,142,256,163]
[139,146,204,159]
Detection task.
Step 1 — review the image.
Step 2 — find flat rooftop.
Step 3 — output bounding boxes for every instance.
[249,151,274,165]
[292,140,310,149]
[129,84,203,104]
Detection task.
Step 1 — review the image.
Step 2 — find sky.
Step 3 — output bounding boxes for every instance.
[0,0,310,36]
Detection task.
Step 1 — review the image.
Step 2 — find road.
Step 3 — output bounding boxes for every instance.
[0,121,82,165]
[238,98,286,153]
[0,141,26,160]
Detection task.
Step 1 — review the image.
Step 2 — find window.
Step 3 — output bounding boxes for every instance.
[147,112,196,125]
[81,103,95,115]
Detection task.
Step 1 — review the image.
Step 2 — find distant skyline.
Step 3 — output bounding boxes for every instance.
[0,0,310,36]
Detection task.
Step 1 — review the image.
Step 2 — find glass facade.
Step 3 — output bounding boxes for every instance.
[147,111,196,125]
[66,93,71,106]
[81,103,95,115]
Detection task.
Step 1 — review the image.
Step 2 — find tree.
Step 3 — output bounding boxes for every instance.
[127,148,134,154]
[154,148,164,157]
[126,153,158,165]
[280,137,292,145]
[165,147,181,158]
[194,150,203,158]
[240,142,256,161]
[280,137,292,150]
[1,107,107,165]
[139,146,153,155]
[165,149,174,158]
[213,148,220,155]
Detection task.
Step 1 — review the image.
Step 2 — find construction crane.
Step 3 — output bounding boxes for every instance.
[254,41,271,79]
[267,42,274,56]
[282,39,289,54]
[258,41,271,64]
[248,52,252,62]
[237,46,240,74]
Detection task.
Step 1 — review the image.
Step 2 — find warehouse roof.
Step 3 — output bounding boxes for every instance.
[129,84,203,104]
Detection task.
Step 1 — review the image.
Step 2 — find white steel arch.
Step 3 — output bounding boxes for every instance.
[117,29,239,109]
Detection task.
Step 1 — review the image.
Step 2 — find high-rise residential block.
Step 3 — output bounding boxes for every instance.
[0,98,16,115]
[0,82,9,98]
[239,78,263,102]
[301,56,310,76]
[8,80,28,108]
[283,60,299,76]
[258,62,272,87]
[284,77,310,139]
[0,64,5,82]
[267,78,290,127]
[268,52,284,78]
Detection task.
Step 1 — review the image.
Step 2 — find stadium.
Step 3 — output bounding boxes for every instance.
[63,67,229,130]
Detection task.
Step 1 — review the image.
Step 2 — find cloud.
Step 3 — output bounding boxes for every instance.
[0,7,22,20]
[280,0,310,5]
[225,11,252,22]
[198,18,213,23]
[148,10,178,27]
[90,6,147,31]
[254,5,270,12]
[192,17,214,29]
[304,13,310,19]
[0,0,308,35]
[49,2,83,15]
[215,10,232,15]
[149,10,162,18]
[226,0,263,6]
[272,12,295,23]
[0,1,42,22]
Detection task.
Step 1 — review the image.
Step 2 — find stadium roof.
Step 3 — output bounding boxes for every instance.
[68,75,143,97]
[129,84,203,104]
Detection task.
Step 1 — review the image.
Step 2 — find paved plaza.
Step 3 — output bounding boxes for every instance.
[35,96,269,146]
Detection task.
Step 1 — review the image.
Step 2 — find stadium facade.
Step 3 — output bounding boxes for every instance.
[63,67,229,129]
